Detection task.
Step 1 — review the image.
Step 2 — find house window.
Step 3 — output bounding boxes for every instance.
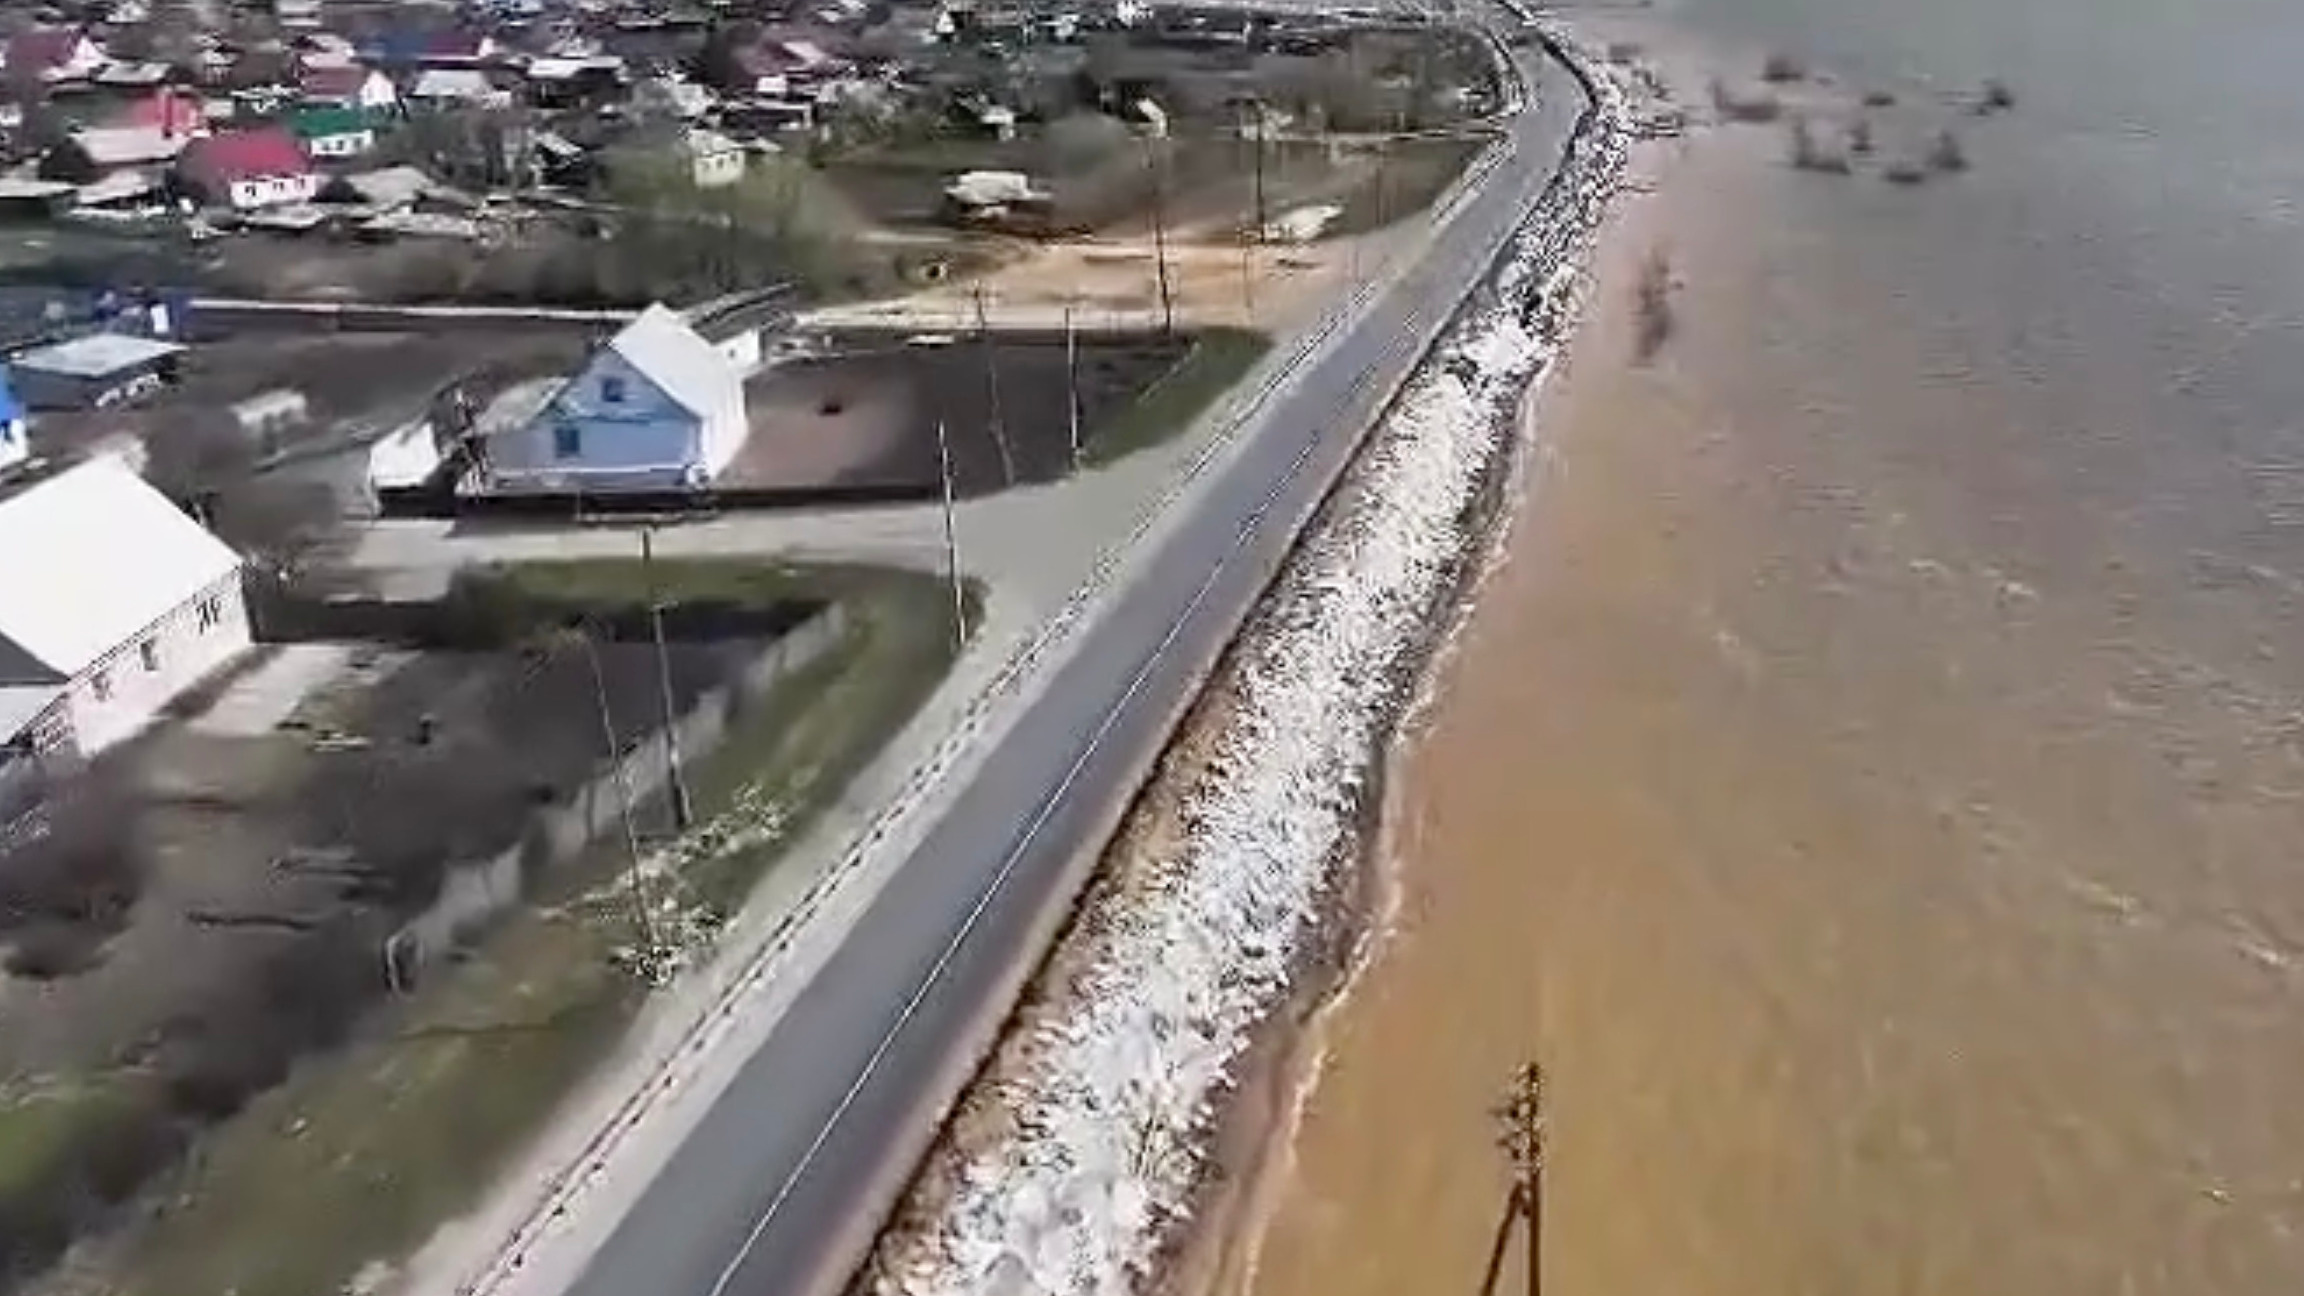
[139,639,159,673]
[553,422,582,460]
[197,594,223,631]
[90,667,112,702]
[599,375,627,404]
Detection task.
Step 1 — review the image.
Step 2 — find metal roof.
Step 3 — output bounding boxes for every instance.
[0,455,240,681]
[606,304,741,417]
[13,332,185,379]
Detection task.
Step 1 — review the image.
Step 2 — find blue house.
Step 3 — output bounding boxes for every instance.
[484,305,747,495]
[0,366,27,475]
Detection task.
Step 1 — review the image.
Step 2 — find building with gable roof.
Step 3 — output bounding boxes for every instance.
[175,127,318,209]
[0,454,249,763]
[484,304,749,494]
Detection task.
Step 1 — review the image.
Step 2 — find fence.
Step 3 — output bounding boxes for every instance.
[386,605,850,979]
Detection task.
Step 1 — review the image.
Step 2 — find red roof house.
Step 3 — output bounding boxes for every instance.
[175,127,319,210]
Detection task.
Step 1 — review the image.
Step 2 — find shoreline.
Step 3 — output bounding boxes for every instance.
[1163,23,1695,1296]
[860,18,1635,1294]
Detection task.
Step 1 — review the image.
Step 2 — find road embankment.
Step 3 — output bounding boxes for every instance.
[861,22,1634,1296]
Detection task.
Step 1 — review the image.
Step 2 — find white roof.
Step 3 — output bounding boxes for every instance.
[72,125,188,167]
[0,456,240,679]
[0,684,63,739]
[607,304,739,417]
[14,332,184,378]
[409,68,497,100]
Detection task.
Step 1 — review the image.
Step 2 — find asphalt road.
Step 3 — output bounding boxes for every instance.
[562,48,1583,1296]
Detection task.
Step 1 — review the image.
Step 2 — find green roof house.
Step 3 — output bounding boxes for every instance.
[286,105,376,160]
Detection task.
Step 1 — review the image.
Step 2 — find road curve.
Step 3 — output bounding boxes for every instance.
[560,43,1584,1296]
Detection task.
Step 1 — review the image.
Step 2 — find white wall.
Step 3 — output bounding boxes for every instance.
[226,172,320,209]
[713,327,761,372]
[63,572,250,757]
[487,349,708,492]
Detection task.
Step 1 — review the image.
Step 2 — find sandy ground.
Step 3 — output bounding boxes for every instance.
[802,225,1421,337]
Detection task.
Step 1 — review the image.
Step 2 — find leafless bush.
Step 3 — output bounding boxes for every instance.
[1710,78,1785,124]
[1882,158,1930,186]
[1787,115,1852,173]
[1760,52,1807,84]
[1633,248,1675,363]
[1928,128,1970,172]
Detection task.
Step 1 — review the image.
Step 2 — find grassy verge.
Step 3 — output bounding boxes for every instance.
[1322,137,1486,240]
[84,562,969,1296]
[1084,327,1273,468]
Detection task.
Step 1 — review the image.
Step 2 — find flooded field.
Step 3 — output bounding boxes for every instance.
[1224,4,2304,1295]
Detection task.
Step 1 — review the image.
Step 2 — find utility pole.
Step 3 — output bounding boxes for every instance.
[971,283,1016,486]
[579,625,658,965]
[1063,302,1083,472]
[1145,139,1175,336]
[640,526,692,832]
[932,418,969,648]
[1494,1061,1547,1296]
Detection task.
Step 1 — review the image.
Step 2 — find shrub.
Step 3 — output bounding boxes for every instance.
[1862,88,1897,108]
[1978,78,2017,113]
[1709,78,1784,124]
[1846,116,1875,156]
[1760,52,1807,83]
[1786,116,1851,173]
[1928,128,1970,172]
[1633,248,1675,363]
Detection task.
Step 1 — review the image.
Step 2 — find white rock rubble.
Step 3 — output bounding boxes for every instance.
[875,24,1632,1296]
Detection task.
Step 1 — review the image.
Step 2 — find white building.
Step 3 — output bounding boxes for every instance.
[485,305,747,494]
[684,129,746,188]
[0,455,249,762]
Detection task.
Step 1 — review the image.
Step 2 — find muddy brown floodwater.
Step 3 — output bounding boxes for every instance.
[1223,12,2304,1296]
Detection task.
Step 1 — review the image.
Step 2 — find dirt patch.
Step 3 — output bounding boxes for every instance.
[726,328,1261,494]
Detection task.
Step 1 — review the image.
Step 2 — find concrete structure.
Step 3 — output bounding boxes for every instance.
[485,304,747,493]
[0,455,249,763]
[10,333,185,409]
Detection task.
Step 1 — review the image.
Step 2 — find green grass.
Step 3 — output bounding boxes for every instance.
[1084,327,1274,468]
[1322,136,1486,239]
[92,563,970,1296]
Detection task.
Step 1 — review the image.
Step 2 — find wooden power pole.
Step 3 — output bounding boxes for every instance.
[1494,1061,1547,1296]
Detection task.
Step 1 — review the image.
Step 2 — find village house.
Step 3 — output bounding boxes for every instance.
[406,67,510,109]
[485,304,747,494]
[175,127,319,209]
[2,27,108,86]
[365,28,500,70]
[716,38,843,99]
[0,454,249,766]
[684,128,747,188]
[40,125,192,183]
[285,104,374,158]
[520,54,625,108]
[297,60,399,115]
[10,333,185,409]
